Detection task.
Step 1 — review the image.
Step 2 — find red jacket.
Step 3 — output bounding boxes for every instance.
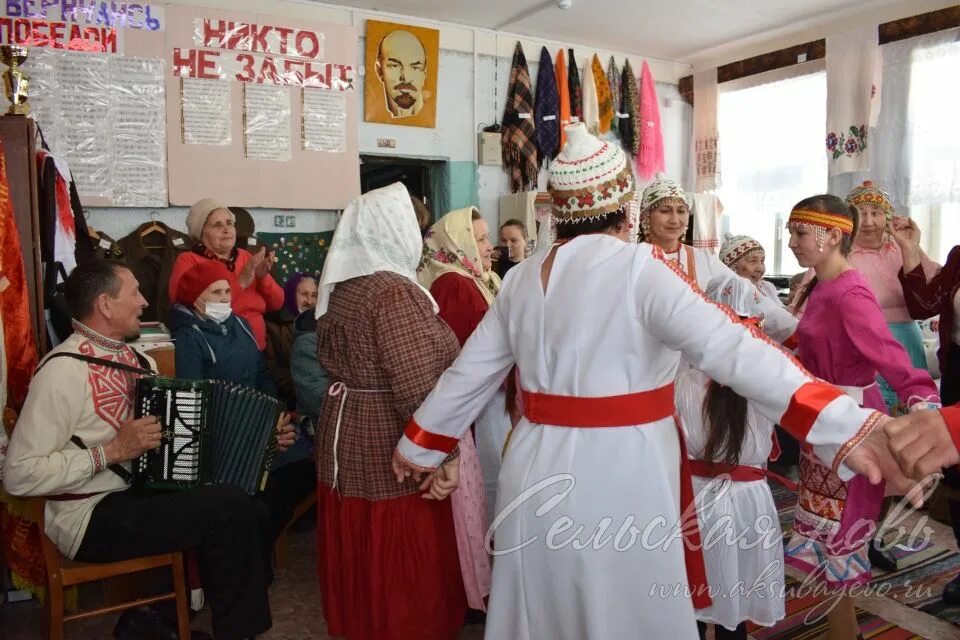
[899,245,960,375]
[168,249,284,350]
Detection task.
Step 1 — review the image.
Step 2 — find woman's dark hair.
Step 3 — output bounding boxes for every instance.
[471,209,483,221]
[791,194,860,312]
[500,218,528,238]
[701,381,749,466]
[64,260,126,320]
[554,209,627,240]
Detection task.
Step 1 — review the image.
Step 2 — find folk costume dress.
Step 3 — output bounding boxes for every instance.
[419,207,502,609]
[676,275,788,631]
[313,184,466,640]
[395,125,888,640]
[797,182,938,413]
[639,177,798,344]
[783,208,940,589]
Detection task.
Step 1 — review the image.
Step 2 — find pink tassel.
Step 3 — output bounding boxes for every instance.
[636,61,665,180]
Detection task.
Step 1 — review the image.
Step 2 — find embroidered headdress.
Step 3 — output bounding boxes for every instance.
[845,180,894,219]
[719,234,763,269]
[547,122,635,223]
[786,205,855,249]
[639,173,689,213]
[637,173,689,241]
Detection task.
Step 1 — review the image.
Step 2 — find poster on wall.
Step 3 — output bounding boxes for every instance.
[164,6,360,209]
[363,19,438,129]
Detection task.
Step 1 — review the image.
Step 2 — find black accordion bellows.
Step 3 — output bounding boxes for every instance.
[133,377,282,494]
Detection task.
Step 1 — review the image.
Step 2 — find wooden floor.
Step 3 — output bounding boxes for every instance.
[0,512,956,639]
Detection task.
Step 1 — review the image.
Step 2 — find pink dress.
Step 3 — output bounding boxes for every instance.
[785,269,939,587]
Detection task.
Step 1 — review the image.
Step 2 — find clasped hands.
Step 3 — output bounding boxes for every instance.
[391,451,460,501]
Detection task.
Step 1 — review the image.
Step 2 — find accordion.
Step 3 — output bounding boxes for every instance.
[132,377,282,495]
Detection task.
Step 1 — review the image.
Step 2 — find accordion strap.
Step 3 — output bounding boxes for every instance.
[38,351,156,376]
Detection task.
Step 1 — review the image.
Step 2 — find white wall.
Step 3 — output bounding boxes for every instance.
[87,0,693,239]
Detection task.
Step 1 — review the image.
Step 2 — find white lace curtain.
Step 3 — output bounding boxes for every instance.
[830,28,960,207]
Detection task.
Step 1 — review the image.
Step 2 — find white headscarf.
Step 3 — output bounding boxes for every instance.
[316,183,438,318]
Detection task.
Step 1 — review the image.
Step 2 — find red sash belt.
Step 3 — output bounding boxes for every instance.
[689,459,798,492]
[522,384,712,609]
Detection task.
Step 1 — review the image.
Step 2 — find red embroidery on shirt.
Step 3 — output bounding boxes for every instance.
[78,341,138,432]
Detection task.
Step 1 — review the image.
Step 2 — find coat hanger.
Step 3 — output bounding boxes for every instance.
[83,209,100,240]
[141,211,167,249]
[140,211,166,237]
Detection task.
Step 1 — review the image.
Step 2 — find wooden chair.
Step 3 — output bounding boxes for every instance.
[273,491,317,570]
[2,409,192,640]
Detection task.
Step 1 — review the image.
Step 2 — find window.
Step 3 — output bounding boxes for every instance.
[717,66,827,276]
[901,31,960,262]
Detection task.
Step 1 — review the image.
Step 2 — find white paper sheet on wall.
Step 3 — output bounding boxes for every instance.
[181,77,232,146]
[244,84,291,161]
[56,52,112,198]
[302,88,346,153]
[110,57,167,206]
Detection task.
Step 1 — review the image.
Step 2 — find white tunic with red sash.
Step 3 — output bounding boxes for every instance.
[396,235,882,640]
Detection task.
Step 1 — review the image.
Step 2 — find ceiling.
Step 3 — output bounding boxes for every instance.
[315,0,912,61]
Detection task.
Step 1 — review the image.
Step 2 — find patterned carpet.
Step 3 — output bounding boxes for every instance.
[770,482,960,629]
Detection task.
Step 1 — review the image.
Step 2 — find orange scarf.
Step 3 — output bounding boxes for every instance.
[555,49,571,152]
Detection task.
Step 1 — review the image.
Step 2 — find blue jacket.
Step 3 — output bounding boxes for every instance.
[169,304,276,397]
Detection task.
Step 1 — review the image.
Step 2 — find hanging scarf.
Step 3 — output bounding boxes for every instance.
[419,207,501,306]
[591,55,613,134]
[192,242,239,272]
[620,59,641,156]
[637,60,665,180]
[581,56,600,135]
[555,49,572,152]
[567,49,583,125]
[317,183,435,318]
[534,46,560,163]
[501,42,539,193]
[607,56,621,134]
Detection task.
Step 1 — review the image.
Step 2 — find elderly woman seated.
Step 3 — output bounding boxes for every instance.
[169,199,284,351]
[169,261,316,541]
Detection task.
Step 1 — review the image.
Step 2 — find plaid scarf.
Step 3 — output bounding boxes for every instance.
[620,59,641,156]
[534,46,560,163]
[567,49,583,124]
[591,55,613,134]
[607,57,621,134]
[192,243,239,272]
[501,42,539,193]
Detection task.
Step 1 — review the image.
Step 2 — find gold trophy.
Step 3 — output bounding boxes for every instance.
[1,45,30,116]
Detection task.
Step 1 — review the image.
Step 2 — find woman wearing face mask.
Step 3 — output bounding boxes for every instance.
[419,207,501,614]
[265,273,319,410]
[169,199,285,351]
[169,261,313,542]
[639,176,798,343]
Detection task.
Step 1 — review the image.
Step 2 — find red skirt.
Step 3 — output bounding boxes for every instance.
[317,484,467,640]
